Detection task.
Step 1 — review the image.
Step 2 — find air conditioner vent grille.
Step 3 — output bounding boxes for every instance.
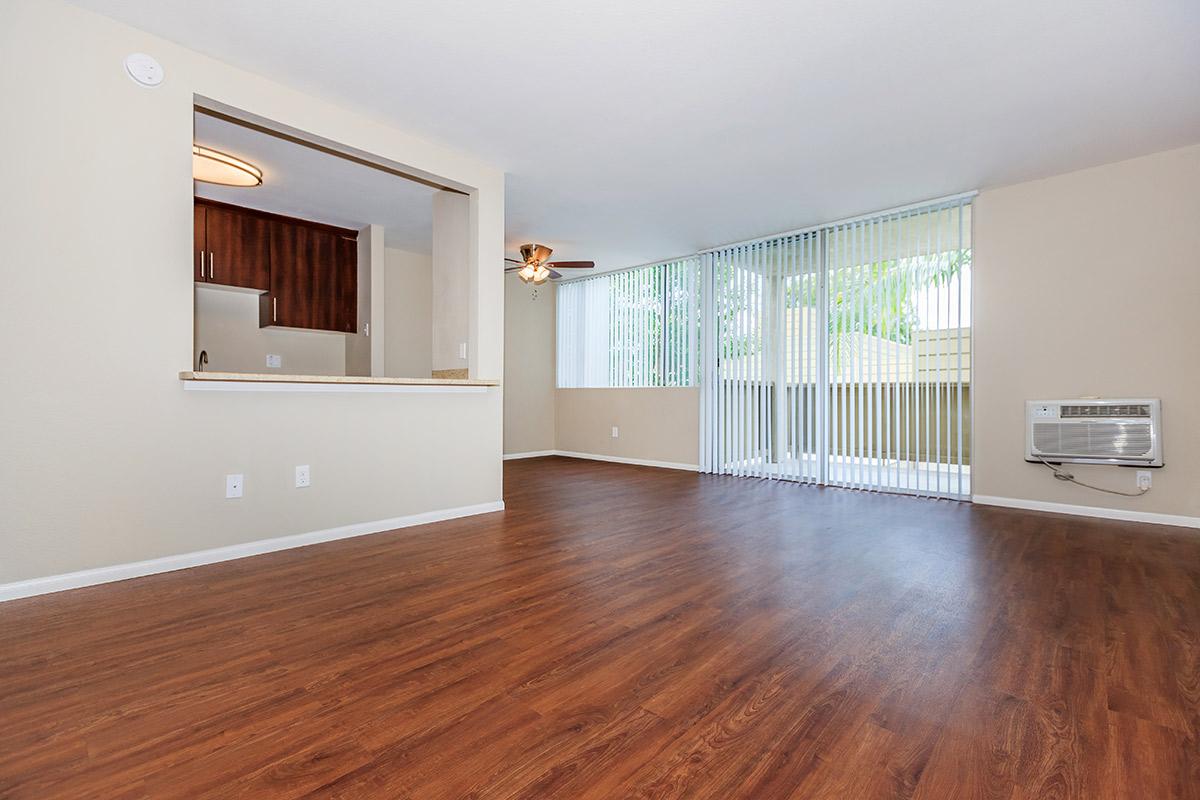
[1060,403,1149,418]
[1032,422,1153,458]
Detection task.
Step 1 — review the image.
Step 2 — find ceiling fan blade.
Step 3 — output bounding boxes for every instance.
[504,266,523,272]
[547,268,563,280]
[504,257,525,264]
[547,261,594,269]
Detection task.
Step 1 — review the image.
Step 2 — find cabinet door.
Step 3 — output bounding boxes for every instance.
[329,236,358,334]
[204,205,270,291]
[193,204,206,282]
[264,221,358,333]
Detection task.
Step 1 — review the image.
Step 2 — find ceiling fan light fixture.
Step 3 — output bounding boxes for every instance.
[532,265,551,284]
[192,145,263,187]
[518,264,536,282]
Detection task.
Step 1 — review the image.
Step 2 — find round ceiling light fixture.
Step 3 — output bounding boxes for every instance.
[192,145,263,187]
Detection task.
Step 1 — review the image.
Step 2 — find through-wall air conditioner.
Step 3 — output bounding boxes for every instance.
[1025,399,1162,467]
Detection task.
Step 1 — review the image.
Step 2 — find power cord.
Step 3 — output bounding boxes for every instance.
[1035,456,1149,498]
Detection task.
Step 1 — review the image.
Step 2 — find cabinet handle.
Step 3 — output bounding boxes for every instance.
[198,250,204,279]
[208,251,214,280]
[273,297,277,322]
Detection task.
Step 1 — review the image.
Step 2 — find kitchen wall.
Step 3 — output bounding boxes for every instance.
[503,274,556,454]
[0,0,504,587]
[972,144,1200,520]
[432,191,471,375]
[344,224,384,377]
[194,288,347,375]
[385,247,434,378]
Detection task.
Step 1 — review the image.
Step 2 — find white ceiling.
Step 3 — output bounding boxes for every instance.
[80,0,1200,272]
[193,113,434,252]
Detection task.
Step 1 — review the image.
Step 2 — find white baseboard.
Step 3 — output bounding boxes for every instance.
[0,500,505,603]
[972,495,1199,529]
[554,451,700,472]
[502,449,699,471]
[502,450,557,460]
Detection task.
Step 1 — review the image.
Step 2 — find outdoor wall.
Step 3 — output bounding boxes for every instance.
[503,275,556,454]
[972,144,1200,521]
[384,247,434,378]
[0,0,505,586]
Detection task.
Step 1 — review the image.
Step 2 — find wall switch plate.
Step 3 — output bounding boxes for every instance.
[295,465,311,488]
[611,426,619,439]
[1136,470,1152,490]
[225,474,244,499]
[266,354,282,368]
[458,342,468,360]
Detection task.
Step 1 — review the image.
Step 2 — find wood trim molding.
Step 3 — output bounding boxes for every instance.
[432,368,470,380]
[195,105,468,195]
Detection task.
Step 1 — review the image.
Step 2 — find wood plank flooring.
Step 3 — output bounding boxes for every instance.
[1,456,1198,798]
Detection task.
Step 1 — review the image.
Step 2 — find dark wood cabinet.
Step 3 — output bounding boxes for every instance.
[193,200,270,292]
[204,206,271,291]
[262,222,357,333]
[194,199,358,334]
[193,204,208,282]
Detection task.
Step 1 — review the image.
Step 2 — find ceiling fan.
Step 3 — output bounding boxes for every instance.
[505,244,595,285]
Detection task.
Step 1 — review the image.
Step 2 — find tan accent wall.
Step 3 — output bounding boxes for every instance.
[432,191,471,373]
[972,144,1200,517]
[556,388,700,466]
[194,288,347,376]
[384,247,433,378]
[503,275,556,454]
[0,0,504,585]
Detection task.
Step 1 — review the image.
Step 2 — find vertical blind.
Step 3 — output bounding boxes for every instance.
[700,197,972,499]
[557,258,700,388]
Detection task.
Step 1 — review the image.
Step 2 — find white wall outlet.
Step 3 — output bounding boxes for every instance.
[225,474,244,499]
[611,426,619,439]
[458,341,468,360]
[266,354,282,368]
[1136,470,1152,490]
[295,465,311,488]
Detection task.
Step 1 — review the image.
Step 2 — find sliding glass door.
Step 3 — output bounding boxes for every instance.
[700,198,972,499]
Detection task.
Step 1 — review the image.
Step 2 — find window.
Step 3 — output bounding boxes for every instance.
[557,258,700,388]
[700,198,972,499]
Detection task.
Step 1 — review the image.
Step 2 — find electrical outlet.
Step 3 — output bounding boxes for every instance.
[1136,470,1152,490]
[225,474,244,499]
[611,426,619,439]
[266,354,282,368]
[295,465,311,488]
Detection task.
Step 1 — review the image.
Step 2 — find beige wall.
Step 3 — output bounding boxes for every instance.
[384,247,434,378]
[344,224,383,377]
[503,275,556,454]
[973,144,1200,518]
[0,0,504,585]
[556,388,700,467]
[432,191,471,373]
[194,288,347,375]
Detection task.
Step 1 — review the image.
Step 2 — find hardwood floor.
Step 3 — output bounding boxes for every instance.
[1,456,1197,798]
